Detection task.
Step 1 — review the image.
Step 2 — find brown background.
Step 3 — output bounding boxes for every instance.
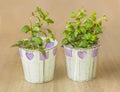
[0,0,120,92]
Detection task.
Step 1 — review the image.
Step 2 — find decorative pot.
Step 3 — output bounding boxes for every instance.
[19,40,58,83]
[64,45,99,82]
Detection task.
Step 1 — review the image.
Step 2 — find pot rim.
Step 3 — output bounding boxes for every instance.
[64,43,100,50]
[19,39,58,52]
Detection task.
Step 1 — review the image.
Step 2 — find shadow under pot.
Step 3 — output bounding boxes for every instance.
[19,40,58,83]
[64,44,99,82]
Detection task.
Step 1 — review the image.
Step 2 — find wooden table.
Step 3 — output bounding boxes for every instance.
[0,0,120,92]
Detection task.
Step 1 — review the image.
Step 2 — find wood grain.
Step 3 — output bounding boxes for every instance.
[0,0,120,92]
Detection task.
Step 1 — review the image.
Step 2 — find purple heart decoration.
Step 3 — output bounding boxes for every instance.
[65,48,72,57]
[53,48,57,56]
[46,42,54,48]
[19,49,23,57]
[92,49,98,57]
[40,52,49,61]
[78,51,87,59]
[26,52,34,60]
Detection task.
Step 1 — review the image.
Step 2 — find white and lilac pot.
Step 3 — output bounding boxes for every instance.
[19,40,58,83]
[64,45,99,82]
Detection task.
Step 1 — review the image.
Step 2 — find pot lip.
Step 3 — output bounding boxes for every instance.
[64,43,100,50]
[19,39,58,52]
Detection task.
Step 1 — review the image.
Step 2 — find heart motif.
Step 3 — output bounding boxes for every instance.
[19,49,22,57]
[53,48,57,56]
[46,42,54,48]
[92,49,98,57]
[40,52,49,61]
[65,48,72,57]
[26,52,34,60]
[78,51,87,59]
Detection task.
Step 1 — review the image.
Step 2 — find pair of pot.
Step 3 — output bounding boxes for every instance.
[19,40,98,83]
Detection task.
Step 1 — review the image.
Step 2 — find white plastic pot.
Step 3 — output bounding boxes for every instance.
[64,45,99,82]
[19,40,58,83]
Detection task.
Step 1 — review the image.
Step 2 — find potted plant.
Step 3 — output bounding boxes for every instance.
[62,9,107,81]
[12,7,58,83]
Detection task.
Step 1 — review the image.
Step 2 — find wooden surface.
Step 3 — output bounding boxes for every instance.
[0,0,120,92]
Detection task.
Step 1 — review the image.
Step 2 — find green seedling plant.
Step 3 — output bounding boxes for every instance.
[62,9,107,48]
[12,7,55,56]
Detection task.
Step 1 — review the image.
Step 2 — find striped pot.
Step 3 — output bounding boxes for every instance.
[64,45,99,82]
[19,40,58,83]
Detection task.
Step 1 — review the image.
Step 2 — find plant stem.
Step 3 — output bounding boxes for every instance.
[35,16,41,22]
[29,17,33,37]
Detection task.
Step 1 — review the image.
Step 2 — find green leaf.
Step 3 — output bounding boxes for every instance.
[33,23,41,31]
[47,29,52,34]
[63,30,73,36]
[78,9,87,18]
[39,48,46,57]
[63,30,68,35]
[36,7,45,19]
[32,37,43,44]
[12,40,28,48]
[74,42,79,48]
[66,21,74,29]
[94,26,102,34]
[80,26,86,33]
[67,27,73,32]
[32,30,38,36]
[70,12,76,18]
[67,25,74,32]
[96,20,102,26]
[81,9,87,13]
[21,25,30,33]
[67,36,72,41]
[47,29,55,40]
[71,34,76,40]
[74,29,80,37]
[32,12,35,16]
[79,40,88,48]
[102,15,108,21]
[81,33,90,40]
[33,26,40,31]
[85,19,93,30]
[90,11,97,21]
[45,18,54,24]
[11,44,19,47]
[61,38,69,46]
[90,34,98,41]
[33,23,41,28]
[51,34,55,40]
[75,21,81,26]
[66,21,71,25]
[91,11,96,15]
[44,12,49,17]
[46,38,51,43]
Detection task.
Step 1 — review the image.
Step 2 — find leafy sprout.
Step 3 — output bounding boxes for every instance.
[12,7,55,56]
[62,9,107,48]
